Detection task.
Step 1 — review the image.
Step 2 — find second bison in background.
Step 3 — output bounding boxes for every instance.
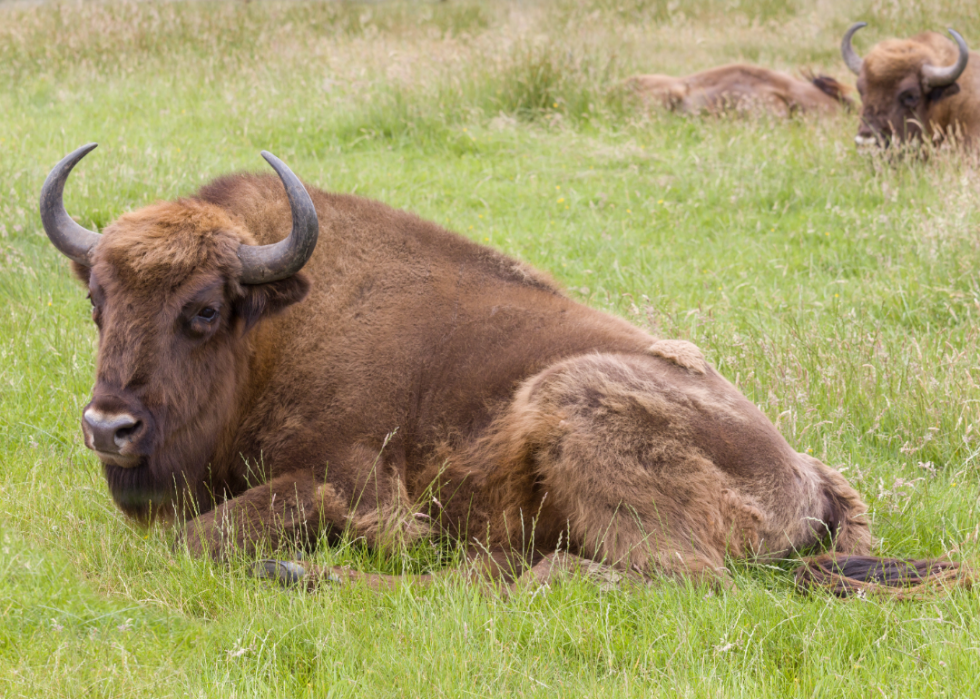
[842,23,977,148]
[627,64,852,117]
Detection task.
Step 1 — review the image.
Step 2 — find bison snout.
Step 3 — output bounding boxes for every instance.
[855,120,886,147]
[82,407,145,465]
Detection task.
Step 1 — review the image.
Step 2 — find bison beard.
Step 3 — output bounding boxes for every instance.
[40,146,968,598]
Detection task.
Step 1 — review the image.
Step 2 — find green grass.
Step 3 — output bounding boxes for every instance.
[2,0,980,696]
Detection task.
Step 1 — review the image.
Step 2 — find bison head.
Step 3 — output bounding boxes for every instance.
[39,145,318,521]
[841,23,969,146]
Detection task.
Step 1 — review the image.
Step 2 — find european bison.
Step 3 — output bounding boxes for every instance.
[41,145,961,594]
[842,23,977,148]
[627,64,852,117]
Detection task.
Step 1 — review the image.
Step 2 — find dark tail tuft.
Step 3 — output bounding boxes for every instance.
[802,70,855,111]
[795,554,971,600]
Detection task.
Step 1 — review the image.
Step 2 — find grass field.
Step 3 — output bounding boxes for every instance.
[2,0,980,696]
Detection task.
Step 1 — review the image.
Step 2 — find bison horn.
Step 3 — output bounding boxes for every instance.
[922,28,970,89]
[237,151,319,284]
[39,143,102,266]
[841,22,867,75]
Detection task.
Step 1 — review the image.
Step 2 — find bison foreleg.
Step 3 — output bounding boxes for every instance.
[181,470,348,561]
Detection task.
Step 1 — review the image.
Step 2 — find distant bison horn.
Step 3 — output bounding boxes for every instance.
[922,28,969,89]
[39,147,319,284]
[841,22,866,76]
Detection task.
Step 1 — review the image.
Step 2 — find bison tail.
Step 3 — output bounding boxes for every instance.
[803,70,855,110]
[794,554,972,600]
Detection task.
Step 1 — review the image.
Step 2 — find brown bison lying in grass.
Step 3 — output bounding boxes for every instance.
[626,64,852,117]
[842,23,978,149]
[40,145,967,596]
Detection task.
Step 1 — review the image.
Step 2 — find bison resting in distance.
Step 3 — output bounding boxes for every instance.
[41,145,964,596]
[626,64,852,117]
[842,23,978,149]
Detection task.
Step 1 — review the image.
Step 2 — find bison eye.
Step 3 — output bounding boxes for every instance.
[184,306,221,339]
[899,91,919,108]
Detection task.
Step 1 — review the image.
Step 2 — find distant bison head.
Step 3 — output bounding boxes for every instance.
[841,23,977,148]
[40,145,317,520]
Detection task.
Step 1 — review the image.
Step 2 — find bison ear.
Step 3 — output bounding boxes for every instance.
[234,273,310,333]
[71,261,91,285]
[927,82,960,103]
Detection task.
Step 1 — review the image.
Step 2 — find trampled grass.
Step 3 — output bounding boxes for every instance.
[1,0,980,696]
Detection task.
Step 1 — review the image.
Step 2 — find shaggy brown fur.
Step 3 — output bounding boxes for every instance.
[854,32,980,147]
[627,64,852,117]
[60,169,959,593]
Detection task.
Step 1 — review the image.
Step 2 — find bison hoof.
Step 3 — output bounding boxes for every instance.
[252,560,307,587]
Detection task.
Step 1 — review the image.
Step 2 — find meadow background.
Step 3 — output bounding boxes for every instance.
[2,0,980,696]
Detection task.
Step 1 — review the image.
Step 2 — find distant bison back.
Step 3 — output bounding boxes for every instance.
[627,63,852,117]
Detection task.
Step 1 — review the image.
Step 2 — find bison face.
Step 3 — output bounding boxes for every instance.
[855,73,961,147]
[842,25,969,148]
[72,204,310,520]
[39,146,318,521]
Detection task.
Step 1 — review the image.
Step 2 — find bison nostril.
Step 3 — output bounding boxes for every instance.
[114,420,142,449]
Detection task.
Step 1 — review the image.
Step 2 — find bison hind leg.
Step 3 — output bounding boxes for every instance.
[492,353,784,588]
[534,457,750,590]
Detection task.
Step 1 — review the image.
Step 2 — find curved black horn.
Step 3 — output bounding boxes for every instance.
[841,22,867,75]
[39,143,102,266]
[922,28,969,88]
[238,152,319,284]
